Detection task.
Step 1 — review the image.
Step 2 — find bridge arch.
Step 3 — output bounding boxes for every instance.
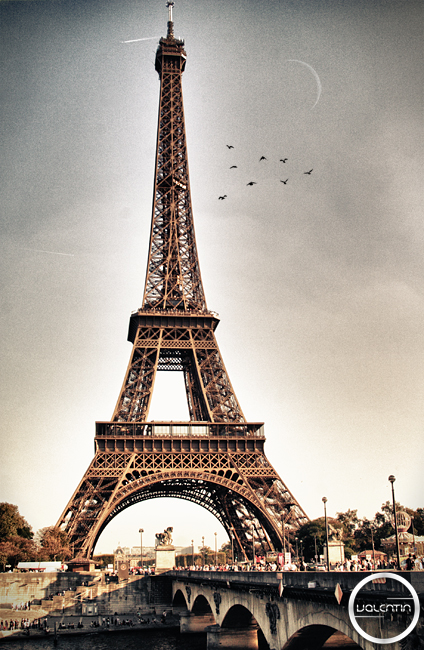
[220,604,269,649]
[172,588,188,612]
[279,604,372,650]
[178,591,217,636]
[282,624,364,649]
[192,594,215,617]
[172,572,413,650]
[221,603,259,629]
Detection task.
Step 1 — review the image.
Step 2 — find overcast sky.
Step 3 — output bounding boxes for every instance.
[1,0,423,555]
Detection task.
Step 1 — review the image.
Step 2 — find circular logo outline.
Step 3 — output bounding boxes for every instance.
[348,572,420,644]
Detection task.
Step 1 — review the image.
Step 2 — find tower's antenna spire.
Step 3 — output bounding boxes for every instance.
[166,1,175,38]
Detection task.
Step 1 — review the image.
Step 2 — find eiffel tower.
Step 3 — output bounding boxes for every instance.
[57,2,309,560]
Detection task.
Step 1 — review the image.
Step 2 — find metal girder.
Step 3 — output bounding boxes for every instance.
[57,14,309,561]
[143,31,205,313]
[112,320,245,423]
[57,427,309,559]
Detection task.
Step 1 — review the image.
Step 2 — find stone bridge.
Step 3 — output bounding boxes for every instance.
[170,570,424,650]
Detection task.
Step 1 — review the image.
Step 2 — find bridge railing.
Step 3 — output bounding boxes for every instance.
[169,569,424,598]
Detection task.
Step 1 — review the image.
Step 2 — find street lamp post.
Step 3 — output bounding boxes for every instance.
[313,535,318,563]
[287,527,290,561]
[214,532,217,565]
[282,506,292,562]
[251,525,255,567]
[370,526,376,569]
[388,475,401,569]
[202,536,205,566]
[139,528,144,571]
[191,539,194,567]
[322,497,330,571]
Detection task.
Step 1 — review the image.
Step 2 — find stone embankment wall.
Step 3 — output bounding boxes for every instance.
[0,572,164,616]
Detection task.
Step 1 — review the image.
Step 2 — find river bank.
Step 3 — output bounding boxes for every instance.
[0,628,206,650]
[0,609,179,642]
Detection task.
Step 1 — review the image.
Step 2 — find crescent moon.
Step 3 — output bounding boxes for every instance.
[286,60,322,109]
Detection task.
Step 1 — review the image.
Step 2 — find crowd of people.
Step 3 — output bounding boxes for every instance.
[405,554,423,570]
[171,555,424,572]
[0,618,47,631]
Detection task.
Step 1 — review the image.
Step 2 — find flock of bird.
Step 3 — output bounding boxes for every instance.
[218,145,313,200]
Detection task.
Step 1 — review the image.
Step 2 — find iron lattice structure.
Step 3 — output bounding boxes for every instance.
[57,9,309,560]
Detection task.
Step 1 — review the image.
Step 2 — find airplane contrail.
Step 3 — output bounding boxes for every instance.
[22,248,75,257]
[120,36,159,44]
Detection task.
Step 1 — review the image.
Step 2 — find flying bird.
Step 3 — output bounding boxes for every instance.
[280,158,288,163]
[226,145,234,149]
[229,165,237,169]
[280,179,289,184]
[259,156,267,161]
[218,195,227,200]
[246,182,257,186]
[304,169,313,175]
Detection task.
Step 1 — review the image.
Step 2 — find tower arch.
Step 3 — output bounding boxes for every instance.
[73,471,292,558]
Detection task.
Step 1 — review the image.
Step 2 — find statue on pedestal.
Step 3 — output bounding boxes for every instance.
[155,526,173,547]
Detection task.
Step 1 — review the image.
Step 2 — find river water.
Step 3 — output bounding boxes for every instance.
[3,629,206,650]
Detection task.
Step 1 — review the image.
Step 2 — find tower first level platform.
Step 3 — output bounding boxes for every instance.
[59,420,308,560]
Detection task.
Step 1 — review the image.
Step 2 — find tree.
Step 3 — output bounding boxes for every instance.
[0,503,33,542]
[296,519,326,561]
[198,544,213,563]
[219,541,232,562]
[37,526,72,561]
[412,508,424,535]
[336,509,359,537]
[378,500,404,525]
[93,554,114,569]
[335,509,359,557]
[352,501,415,555]
[353,518,375,552]
[0,536,38,571]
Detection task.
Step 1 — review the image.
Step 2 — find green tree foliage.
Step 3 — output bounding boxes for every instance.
[296,519,326,561]
[379,500,402,523]
[219,541,232,562]
[37,526,72,561]
[335,509,359,556]
[0,503,36,570]
[353,518,376,552]
[0,503,33,542]
[176,551,227,567]
[336,509,359,537]
[0,536,38,570]
[93,554,114,568]
[351,502,424,555]
[412,508,424,535]
[198,544,217,564]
